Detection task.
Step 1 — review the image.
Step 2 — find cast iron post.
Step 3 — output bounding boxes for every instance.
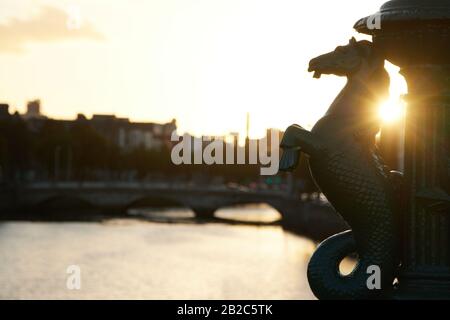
[355,0,450,299]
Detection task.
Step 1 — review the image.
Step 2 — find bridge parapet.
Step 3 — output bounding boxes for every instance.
[0,182,347,240]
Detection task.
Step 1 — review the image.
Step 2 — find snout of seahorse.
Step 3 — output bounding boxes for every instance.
[308,58,325,79]
[307,39,365,79]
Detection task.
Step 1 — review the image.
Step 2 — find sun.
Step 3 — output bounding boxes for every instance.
[378,98,405,123]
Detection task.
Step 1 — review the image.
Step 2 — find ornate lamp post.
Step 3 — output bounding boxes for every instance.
[355,0,450,299]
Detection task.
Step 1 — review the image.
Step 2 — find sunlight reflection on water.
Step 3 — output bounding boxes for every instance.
[0,206,345,300]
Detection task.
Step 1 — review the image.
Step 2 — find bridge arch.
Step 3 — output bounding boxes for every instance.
[34,195,95,216]
[124,195,196,217]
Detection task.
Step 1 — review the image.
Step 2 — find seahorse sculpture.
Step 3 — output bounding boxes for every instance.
[279,38,400,299]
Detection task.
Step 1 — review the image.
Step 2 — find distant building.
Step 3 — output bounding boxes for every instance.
[88,114,176,151]
[8,99,177,152]
[0,104,10,119]
[23,100,46,120]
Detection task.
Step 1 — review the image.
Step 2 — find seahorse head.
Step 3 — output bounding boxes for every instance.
[308,37,384,79]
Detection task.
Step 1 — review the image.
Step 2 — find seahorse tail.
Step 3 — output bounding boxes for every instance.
[307,230,385,300]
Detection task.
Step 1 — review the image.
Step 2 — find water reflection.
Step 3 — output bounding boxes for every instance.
[128,204,282,224]
[0,206,336,299]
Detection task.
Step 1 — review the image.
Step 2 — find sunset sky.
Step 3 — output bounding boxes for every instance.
[0,0,407,138]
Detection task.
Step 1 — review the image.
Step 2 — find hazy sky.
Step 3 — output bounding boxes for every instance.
[0,0,406,138]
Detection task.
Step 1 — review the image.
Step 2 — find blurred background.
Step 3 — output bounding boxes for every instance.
[0,0,406,299]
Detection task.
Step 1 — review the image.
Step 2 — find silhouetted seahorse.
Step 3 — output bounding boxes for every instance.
[279,38,400,299]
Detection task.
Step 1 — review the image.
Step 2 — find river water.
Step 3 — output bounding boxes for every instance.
[0,205,321,299]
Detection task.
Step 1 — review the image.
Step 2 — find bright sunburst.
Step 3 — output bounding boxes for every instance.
[378,98,405,123]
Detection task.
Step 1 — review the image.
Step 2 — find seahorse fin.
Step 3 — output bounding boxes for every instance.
[280,124,327,157]
[279,148,301,172]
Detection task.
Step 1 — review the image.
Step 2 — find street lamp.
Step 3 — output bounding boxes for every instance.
[355,0,450,299]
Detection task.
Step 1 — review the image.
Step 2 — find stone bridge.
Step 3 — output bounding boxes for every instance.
[0,182,347,239]
[0,182,308,217]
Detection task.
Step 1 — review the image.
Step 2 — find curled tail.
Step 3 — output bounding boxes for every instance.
[307,230,392,300]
